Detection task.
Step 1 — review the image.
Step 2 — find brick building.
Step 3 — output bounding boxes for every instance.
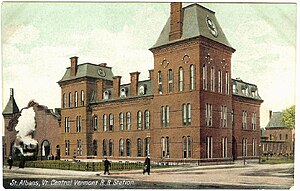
[3,3,263,163]
[261,111,294,156]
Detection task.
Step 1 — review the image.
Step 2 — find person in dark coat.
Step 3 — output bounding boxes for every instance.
[143,156,151,175]
[103,158,111,175]
[7,156,13,169]
[19,155,25,168]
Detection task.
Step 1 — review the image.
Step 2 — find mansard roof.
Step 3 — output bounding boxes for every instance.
[3,94,19,115]
[58,63,114,83]
[232,78,262,101]
[266,112,286,128]
[151,3,233,50]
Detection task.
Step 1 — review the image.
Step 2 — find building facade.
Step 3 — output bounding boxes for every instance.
[3,3,263,163]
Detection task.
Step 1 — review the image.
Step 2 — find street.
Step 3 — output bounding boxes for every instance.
[3,163,294,189]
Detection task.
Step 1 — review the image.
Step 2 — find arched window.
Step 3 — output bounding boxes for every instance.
[144,110,150,130]
[103,114,107,132]
[210,67,215,92]
[74,91,78,107]
[93,115,98,131]
[81,90,85,106]
[126,139,131,157]
[161,137,170,158]
[109,139,113,156]
[41,140,50,157]
[187,103,192,125]
[158,71,163,94]
[187,136,191,158]
[203,64,207,90]
[225,71,229,95]
[144,137,150,157]
[126,112,131,130]
[218,70,222,93]
[137,138,142,157]
[119,139,124,156]
[102,139,107,156]
[109,114,114,131]
[119,112,124,131]
[68,92,72,107]
[179,67,184,92]
[65,140,70,156]
[190,65,195,90]
[137,111,142,130]
[63,93,67,108]
[93,140,98,156]
[206,136,213,159]
[168,69,173,93]
[182,104,187,125]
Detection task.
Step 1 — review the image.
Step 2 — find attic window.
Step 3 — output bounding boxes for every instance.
[120,87,128,98]
[103,90,110,100]
[139,85,147,95]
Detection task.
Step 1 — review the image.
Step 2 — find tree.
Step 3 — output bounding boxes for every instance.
[282,105,295,129]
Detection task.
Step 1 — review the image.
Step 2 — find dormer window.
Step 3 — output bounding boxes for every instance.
[139,85,146,95]
[120,87,128,98]
[103,90,110,100]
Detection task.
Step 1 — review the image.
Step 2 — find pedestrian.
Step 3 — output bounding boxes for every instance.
[19,156,25,168]
[7,156,13,169]
[104,157,111,175]
[143,156,150,175]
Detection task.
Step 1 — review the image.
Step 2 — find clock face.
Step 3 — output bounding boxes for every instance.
[98,68,106,77]
[206,17,218,37]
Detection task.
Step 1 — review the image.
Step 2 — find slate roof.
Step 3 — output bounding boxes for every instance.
[58,63,114,83]
[3,95,19,115]
[232,78,262,101]
[151,3,233,50]
[266,112,286,128]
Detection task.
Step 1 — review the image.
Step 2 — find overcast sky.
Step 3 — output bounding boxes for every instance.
[1,2,297,127]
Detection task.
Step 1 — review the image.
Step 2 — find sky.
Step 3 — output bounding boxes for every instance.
[1,2,297,128]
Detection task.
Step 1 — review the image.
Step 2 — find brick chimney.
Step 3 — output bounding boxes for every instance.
[10,88,14,97]
[169,2,183,41]
[130,72,140,96]
[96,79,104,100]
[70,56,78,76]
[113,76,122,98]
[269,110,272,120]
[149,69,154,80]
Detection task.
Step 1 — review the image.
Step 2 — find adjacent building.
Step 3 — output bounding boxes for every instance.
[3,3,263,163]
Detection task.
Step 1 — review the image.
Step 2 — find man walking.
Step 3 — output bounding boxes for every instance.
[7,156,13,169]
[143,156,150,175]
[104,158,111,175]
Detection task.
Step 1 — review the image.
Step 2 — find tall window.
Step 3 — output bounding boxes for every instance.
[102,139,107,156]
[109,139,113,156]
[65,140,70,156]
[77,140,82,156]
[103,114,107,132]
[210,67,215,92]
[161,137,170,158]
[65,117,70,132]
[231,110,234,129]
[242,138,248,156]
[145,137,150,156]
[137,111,143,130]
[63,93,66,108]
[158,71,162,94]
[205,103,213,127]
[206,136,213,159]
[179,67,184,92]
[68,92,72,107]
[76,116,82,132]
[222,137,227,158]
[126,139,131,157]
[187,104,191,125]
[168,69,173,93]
[242,111,247,129]
[252,112,256,130]
[182,103,192,126]
[126,112,131,130]
[109,114,114,131]
[93,115,98,131]
[161,106,170,127]
[93,140,98,156]
[203,65,207,90]
[183,136,192,158]
[220,106,227,128]
[190,65,195,90]
[225,71,229,95]
[137,138,142,157]
[119,139,124,156]
[252,138,256,156]
[119,112,124,131]
[182,104,187,125]
[74,91,78,107]
[144,110,150,130]
[218,70,222,93]
[81,90,85,106]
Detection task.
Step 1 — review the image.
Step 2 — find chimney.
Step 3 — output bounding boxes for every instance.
[99,63,107,67]
[148,69,154,80]
[113,76,122,98]
[169,2,183,41]
[10,88,14,97]
[130,72,140,96]
[70,56,78,76]
[96,79,104,100]
[269,110,272,120]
